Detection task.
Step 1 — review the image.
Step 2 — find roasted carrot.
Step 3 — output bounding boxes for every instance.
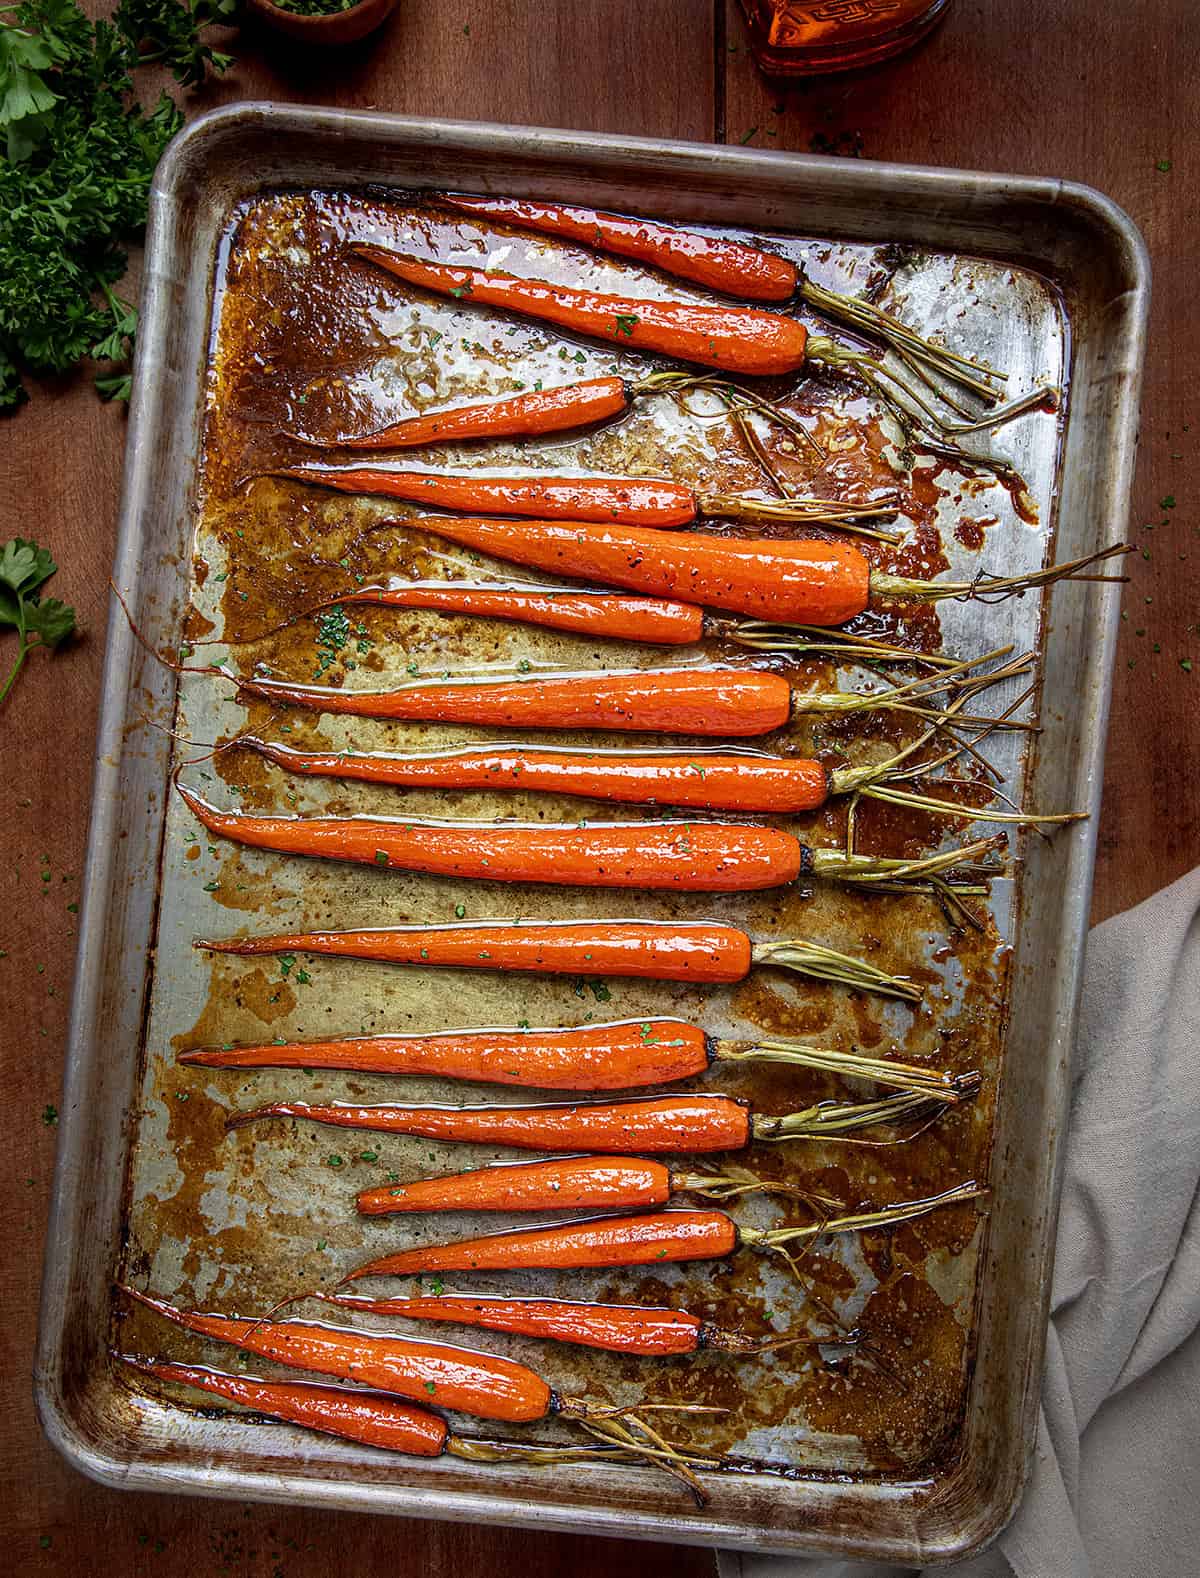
[119,1286,551,1421]
[235,666,793,736]
[319,1294,816,1358]
[340,1184,984,1282]
[291,376,631,450]
[229,1094,754,1153]
[236,732,1078,831]
[228,1085,964,1152]
[233,647,1024,734]
[241,737,829,811]
[352,1154,851,1215]
[441,194,799,302]
[196,918,922,1001]
[342,582,704,643]
[438,194,1011,402]
[271,465,899,540]
[272,467,698,526]
[352,247,808,376]
[359,513,1130,628]
[353,247,1051,445]
[119,1356,652,1467]
[176,780,998,896]
[179,1016,968,1099]
[119,1287,724,1497]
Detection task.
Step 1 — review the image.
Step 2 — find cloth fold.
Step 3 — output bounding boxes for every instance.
[720,867,1200,1578]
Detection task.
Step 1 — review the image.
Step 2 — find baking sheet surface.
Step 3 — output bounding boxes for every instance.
[117,186,1066,1484]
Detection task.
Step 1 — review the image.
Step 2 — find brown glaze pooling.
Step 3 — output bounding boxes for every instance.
[119,190,1057,1476]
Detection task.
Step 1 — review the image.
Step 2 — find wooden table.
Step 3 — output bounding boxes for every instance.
[4,2,1196,1570]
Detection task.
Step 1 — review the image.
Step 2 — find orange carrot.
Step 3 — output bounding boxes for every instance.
[292,376,631,450]
[180,1017,713,1089]
[378,513,870,625]
[119,1286,551,1421]
[352,247,808,376]
[357,1156,676,1214]
[178,1017,967,1098]
[340,1184,985,1283]
[175,782,807,892]
[341,582,703,643]
[319,1294,808,1358]
[325,1294,704,1356]
[229,1086,954,1152]
[353,1154,832,1215]
[119,1289,724,1497]
[273,467,697,525]
[365,515,1130,629]
[234,666,792,736]
[344,1211,740,1278]
[274,467,900,540]
[239,738,831,813]
[228,1094,753,1154]
[177,780,996,897]
[121,1356,451,1455]
[440,194,799,302]
[435,196,1011,404]
[196,918,921,1001]
[119,1356,648,1468]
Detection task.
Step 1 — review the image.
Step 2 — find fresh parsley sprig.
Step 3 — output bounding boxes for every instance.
[0,0,235,412]
[0,537,77,705]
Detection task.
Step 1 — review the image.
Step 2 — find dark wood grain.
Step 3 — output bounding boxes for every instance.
[4,0,1196,1570]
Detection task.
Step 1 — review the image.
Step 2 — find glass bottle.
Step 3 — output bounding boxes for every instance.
[737,0,952,76]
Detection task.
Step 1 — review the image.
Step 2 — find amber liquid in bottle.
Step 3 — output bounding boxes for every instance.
[737,0,951,75]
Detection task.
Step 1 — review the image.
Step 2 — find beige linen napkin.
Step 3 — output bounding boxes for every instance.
[720,866,1200,1578]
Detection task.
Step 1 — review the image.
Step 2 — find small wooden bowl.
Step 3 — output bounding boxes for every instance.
[246,0,399,46]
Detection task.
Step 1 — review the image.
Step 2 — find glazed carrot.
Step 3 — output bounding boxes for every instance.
[121,1356,451,1455]
[273,467,697,525]
[234,666,792,736]
[369,515,1129,628]
[296,376,631,450]
[177,780,996,896]
[353,1153,856,1216]
[230,1086,959,1152]
[352,247,808,376]
[120,1288,725,1497]
[120,1357,644,1468]
[119,1286,550,1421]
[341,1184,985,1282]
[228,1094,753,1153]
[356,1157,675,1214]
[180,1017,712,1088]
[440,194,799,302]
[175,782,809,893]
[348,1212,740,1278]
[436,195,1012,404]
[196,918,921,1001]
[323,1294,707,1356]
[238,735,1071,829]
[377,513,869,625]
[179,1016,969,1099]
[321,1294,811,1358]
[239,738,831,813]
[342,582,703,643]
[273,466,899,540]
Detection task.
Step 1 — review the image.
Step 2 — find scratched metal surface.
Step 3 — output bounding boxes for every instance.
[37,110,1147,1563]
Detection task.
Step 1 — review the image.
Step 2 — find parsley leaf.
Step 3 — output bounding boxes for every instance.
[0,535,76,704]
[0,1,232,410]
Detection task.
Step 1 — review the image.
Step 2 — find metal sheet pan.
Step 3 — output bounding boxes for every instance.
[35,106,1148,1562]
